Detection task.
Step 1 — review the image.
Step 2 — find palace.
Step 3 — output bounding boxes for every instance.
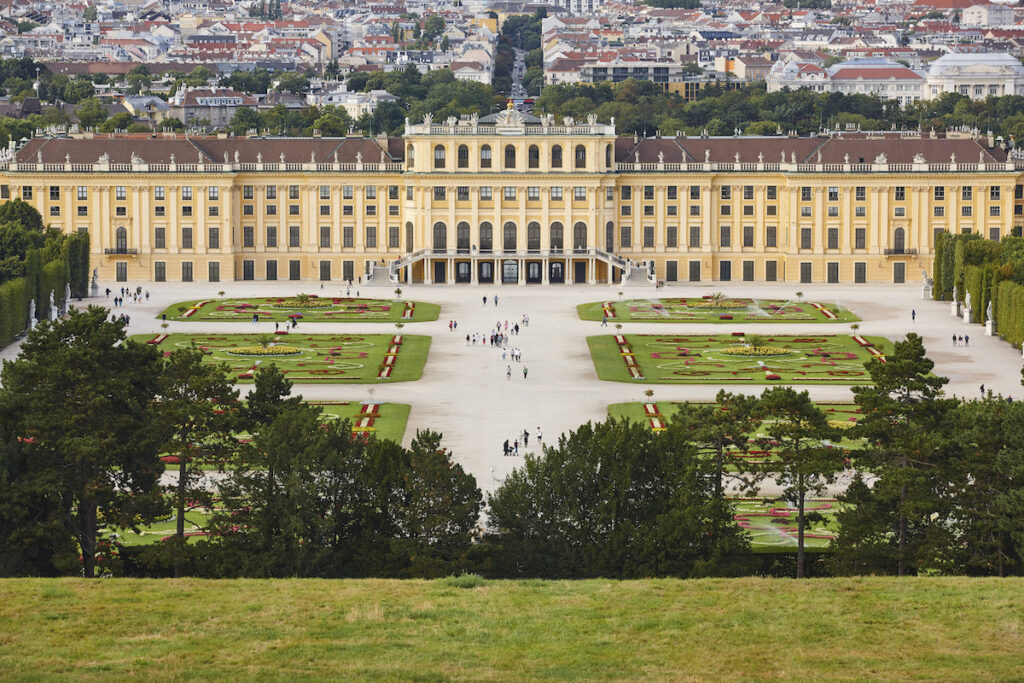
[2,108,1022,286]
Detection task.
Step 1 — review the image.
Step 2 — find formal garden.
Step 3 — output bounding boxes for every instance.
[588,333,890,383]
[578,294,858,324]
[158,294,440,323]
[731,497,842,552]
[132,332,430,382]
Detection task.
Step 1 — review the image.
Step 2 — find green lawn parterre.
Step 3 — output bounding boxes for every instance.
[2,577,1022,679]
[731,497,843,552]
[578,296,859,323]
[132,332,430,383]
[589,333,891,384]
[159,296,440,323]
[608,401,861,459]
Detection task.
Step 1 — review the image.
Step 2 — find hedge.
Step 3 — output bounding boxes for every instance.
[64,232,90,298]
[0,276,28,346]
[995,280,1024,348]
[964,265,984,322]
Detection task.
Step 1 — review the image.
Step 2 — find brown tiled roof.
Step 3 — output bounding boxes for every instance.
[17,136,203,165]
[817,136,1006,164]
[16,135,398,165]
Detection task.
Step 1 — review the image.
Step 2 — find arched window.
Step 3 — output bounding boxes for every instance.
[605,221,614,252]
[527,222,541,251]
[605,144,612,169]
[551,145,563,168]
[574,144,586,169]
[480,145,492,168]
[573,222,587,251]
[528,145,540,169]
[457,222,470,252]
[433,221,447,252]
[504,144,516,169]
[433,145,446,169]
[480,222,493,252]
[406,144,415,165]
[894,227,905,252]
[550,222,564,252]
[457,145,469,168]
[503,221,517,252]
[116,226,127,251]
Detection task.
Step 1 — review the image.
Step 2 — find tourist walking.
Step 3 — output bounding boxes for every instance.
[523,429,529,446]
[523,366,528,379]
[506,365,512,380]
[482,295,487,306]
[965,334,970,346]
[494,295,499,306]
[911,309,916,322]
[601,313,608,326]
[536,427,542,443]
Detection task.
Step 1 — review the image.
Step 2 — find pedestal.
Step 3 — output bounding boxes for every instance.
[963,309,972,324]
[921,285,931,300]
[90,283,99,298]
[986,320,994,336]
[951,301,959,317]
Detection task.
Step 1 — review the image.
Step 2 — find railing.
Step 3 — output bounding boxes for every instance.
[884,248,918,256]
[103,247,138,255]
[4,160,404,173]
[5,159,1023,174]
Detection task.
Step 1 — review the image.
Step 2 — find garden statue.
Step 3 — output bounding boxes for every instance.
[90,268,99,297]
[964,291,972,322]
[986,300,993,322]
[28,299,35,330]
[64,283,71,313]
[49,291,56,321]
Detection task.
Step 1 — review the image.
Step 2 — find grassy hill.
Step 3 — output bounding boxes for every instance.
[2,577,1022,680]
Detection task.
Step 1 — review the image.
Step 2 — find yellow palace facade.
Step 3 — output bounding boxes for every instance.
[2,108,1022,285]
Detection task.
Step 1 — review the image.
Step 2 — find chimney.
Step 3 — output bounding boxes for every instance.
[987,129,995,147]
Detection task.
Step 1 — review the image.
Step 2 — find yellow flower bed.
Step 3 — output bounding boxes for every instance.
[226,345,302,356]
[718,345,791,357]
[828,420,857,430]
[688,300,746,310]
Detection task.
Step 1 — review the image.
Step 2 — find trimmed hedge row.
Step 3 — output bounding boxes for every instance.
[0,276,28,346]
[995,280,1024,349]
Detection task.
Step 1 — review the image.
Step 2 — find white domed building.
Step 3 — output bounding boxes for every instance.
[926,52,1024,101]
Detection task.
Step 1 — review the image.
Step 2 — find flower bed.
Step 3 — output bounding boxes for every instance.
[579,298,859,324]
[131,333,428,383]
[226,345,301,356]
[590,334,890,384]
[719,346,791,357]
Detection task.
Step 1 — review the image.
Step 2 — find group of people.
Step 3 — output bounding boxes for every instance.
[503,428,542,457]
[953,333,970,347]
[108,286,148,307]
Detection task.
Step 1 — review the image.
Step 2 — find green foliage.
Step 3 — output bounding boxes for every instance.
[0,198,43,233]
[74,98,107,129]
[0,307,166,577]
[99,112,136,133]
[486,418,748,578]
[996,280,1024,348]
[207,407,481,578]
[838,334,959,576]
[0,276,28,345]
[753,387,842,578]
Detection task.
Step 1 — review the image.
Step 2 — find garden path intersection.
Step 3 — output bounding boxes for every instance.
[2,281,1021,494]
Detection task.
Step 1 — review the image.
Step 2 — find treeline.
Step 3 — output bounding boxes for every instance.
[229,67,497,137]
[493,10,543,94]
[933,233,1024,352]
[0,199,88,345]
[3,320,1023,580]
[536,80,1024,139]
